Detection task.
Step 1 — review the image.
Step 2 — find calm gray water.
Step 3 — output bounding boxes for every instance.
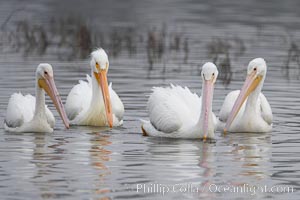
[0,0,300,199]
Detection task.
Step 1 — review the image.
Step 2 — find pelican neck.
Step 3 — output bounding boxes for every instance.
[34,81,46,118]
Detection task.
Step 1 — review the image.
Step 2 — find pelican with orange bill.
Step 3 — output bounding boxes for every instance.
[217,58,273,133]
[65,48,124,127]
[4,63,69,133]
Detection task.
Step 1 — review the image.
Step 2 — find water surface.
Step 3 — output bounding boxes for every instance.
[0,0,300,199]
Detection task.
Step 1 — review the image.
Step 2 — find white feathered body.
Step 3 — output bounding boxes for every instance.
[142,85,216,138]
[65,74,124,126]
[4,93,55,133]
[217,90,272,132]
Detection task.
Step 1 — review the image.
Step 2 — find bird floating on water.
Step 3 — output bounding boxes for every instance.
[65,48,124,127]
[4,63,69,133]
[217,58,273,133]
[141,62,218,140]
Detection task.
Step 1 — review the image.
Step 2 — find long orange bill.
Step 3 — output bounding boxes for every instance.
[202,80,214,141]
[224,71,262,133]
[38,75,70,129]
[94,71,113,128]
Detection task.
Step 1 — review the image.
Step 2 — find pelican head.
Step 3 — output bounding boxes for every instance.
[224,58,267,132]
[90,48,109,72]
[90,48,113,128]
[247,58,267,77]
[36,63,69,128]
[201,62,219,83]
[201,62,218,140]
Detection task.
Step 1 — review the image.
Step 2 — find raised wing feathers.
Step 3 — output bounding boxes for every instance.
[148,85,201,133]
[65,75,92,120]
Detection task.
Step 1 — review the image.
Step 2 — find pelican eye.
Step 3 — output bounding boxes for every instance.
[254,67,257,71]
[44,71,48,75]
[95,62,101,70]
[212,73,215,76]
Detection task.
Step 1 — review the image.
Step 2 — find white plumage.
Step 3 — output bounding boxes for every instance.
[66,75,124,126]
[142,62,218,139]
[4,63,69,133]
[217,90,272,131]
[65,75,93,121]
[217,58,273,133]
[147,85,202,133]
[4,93,55,132]
[65,48,124,127]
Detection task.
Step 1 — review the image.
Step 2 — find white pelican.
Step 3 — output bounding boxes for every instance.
[141,62,219,140]
[218,58,273,133]
[65,48,124,127]
[4,63,69,133]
